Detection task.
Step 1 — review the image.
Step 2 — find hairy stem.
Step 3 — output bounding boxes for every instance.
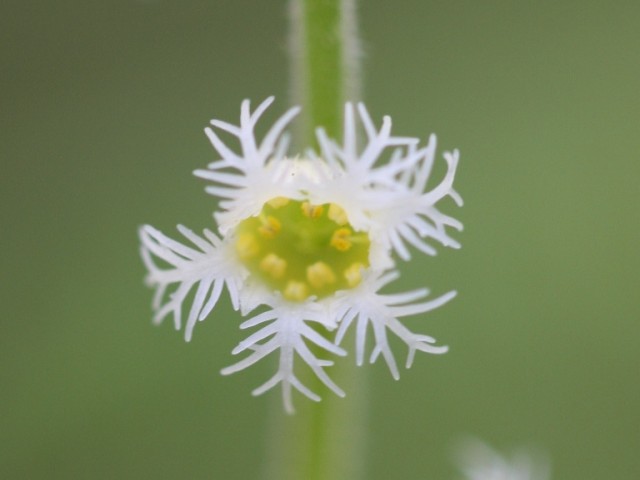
[263,1,367,480]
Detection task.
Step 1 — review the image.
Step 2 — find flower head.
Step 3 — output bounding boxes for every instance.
[454,438,551,480]
[139,97,462,412]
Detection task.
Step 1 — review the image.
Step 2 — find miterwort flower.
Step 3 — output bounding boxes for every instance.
[454,437,551,480]
[139,97,462,412]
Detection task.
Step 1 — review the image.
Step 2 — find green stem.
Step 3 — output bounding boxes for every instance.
[289,0,360,147]
[263,1,367,480]
[264,342,368,480]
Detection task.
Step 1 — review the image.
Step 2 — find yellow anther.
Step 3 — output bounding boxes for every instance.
[259,253,287,279]
[284,280,309,301]
[344,263,365,288]
[301,201,324,219]
[306,261,337,289]
[258,215,281,239]
[328,203,348,225]
[267,196,290,209]
[330,227,353,251]
[235,233,260,259]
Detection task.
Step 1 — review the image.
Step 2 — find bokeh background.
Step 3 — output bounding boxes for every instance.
[2,0,639,478]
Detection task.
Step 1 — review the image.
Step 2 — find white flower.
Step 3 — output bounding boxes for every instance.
[139,97,462,412]
[454,438,551,480]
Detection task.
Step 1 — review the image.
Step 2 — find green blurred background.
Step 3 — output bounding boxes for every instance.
[2,0,639,478]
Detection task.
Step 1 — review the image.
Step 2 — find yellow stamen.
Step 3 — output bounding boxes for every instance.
[330,227,353,251]
[301,201,324,219]
[235,233,260,259]
[258,215,281,239]
[306,261,337,289]
[267,196,290,209]
[259,253,287,279]
[344,262,364,288]
[328,203,348,225]
[284,280,309,301]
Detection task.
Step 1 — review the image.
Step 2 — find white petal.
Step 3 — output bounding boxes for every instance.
[139,225,245,340]
[333,270,451,377]
[221,300,344,411]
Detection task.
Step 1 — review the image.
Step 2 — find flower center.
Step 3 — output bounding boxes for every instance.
[234,197,371,301]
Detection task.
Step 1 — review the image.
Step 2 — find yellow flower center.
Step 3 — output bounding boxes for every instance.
[234,197,371,301]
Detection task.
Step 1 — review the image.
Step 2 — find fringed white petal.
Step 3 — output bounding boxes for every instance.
[311,103,462,259]
[368,148,463,259]
[334,271,453,378]
[139,224,245,341]
[193,98,302,233]
[221,299,346,414]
